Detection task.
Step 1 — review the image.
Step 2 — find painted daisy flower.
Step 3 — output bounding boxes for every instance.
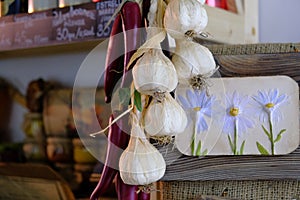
[177,89,215,132]
[222,91,254,136]
[252,89,287,123]
[252,89,288,155]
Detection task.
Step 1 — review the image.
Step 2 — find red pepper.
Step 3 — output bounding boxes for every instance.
[142,0,151,27]
[120,1,143,87]
[138,191,151,200]
[92,1,151,199]
[104,13,125,103]
[105,2,143,102]
[115,172,139,200]
[90,114,130,200]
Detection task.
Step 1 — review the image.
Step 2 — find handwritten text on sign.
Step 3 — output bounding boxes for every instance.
[0,16,14,49]
[11,11,53,48]
[96,0,121,38]
[13,18,52,48]
[52,6,96,41]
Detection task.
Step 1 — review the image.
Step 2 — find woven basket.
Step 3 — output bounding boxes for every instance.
[158,180,300,200]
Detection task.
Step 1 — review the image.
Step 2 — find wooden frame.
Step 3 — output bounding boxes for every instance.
[160,43,300,182]
[204,0,259,44]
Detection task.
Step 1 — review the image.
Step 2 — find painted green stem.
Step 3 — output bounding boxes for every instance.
[191,133,195,155]
[268,113,275,155]
[234,120,238,155]
[191,113,198,156]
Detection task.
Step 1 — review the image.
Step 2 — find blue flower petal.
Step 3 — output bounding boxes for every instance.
[222,116,235,134]
[239,95,250,108]
[197,116,208,132]
[201,119,209,131]
[178,95,191,109]
[203,95,213,108]
[253,89,288,124]
[239,115,254,129]
[270,89,278,101]
[186,90,197,107]
[253,95,264,107]
[275,94,286,105]
[237,118,246,134]
[258,90,267,103]
[232,91,239,106]
[225,94,232,107]
[202,108,212,117]
[193,90,204,108]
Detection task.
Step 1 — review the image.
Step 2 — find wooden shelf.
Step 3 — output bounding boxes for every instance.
[0,0,258,53]
[204,0,258,44]
[0,0,120,52]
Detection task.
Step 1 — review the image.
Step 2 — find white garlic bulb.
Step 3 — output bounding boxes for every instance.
[172,40,216,84]
[164,0,208,39]
[144,93,187,136]
[119,119,166,185]
[132,49,178,95]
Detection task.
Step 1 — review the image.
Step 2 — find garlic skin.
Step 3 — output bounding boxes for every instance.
[164,0,208,39]
[172,40,216,83]
[144,93,187,136]
[119,121,166,185]
[132,49,178,95]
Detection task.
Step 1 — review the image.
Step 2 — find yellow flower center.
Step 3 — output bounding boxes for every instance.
[194,107,201,111]
[229,107,239,116]
[265,103,274,108]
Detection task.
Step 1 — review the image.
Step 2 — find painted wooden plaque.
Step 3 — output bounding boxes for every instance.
[175,76,299,156]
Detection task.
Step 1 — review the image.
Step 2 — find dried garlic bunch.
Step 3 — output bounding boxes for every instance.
[132,48,178,95]
[172,39,216,84]
[144,93,187,136]
[164,0,208,39]
[119,115,166,185]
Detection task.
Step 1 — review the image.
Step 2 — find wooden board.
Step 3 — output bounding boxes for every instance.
[175,76,299,156]
[161,43,300,181]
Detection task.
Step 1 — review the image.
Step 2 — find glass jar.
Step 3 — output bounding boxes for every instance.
[23,138,46,162]
[22,113,45,141]
[72,138,97,164]
[46,137,72,163]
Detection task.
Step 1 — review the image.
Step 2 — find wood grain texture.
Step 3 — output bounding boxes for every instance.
[162,45,300,181]
[216,53,300,81]
[161,145,300,181]
[206,43,300,55]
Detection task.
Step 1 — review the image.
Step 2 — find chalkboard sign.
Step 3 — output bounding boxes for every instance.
[13,9,53,22]
[95,0,121,38]
[0,1,122,51]
[0,16,14,49]
[13,17,53,48]
[52,3,97,42]
[10,10,53,49]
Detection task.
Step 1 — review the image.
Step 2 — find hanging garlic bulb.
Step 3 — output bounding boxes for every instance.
[132,48,178,95]
[119,115,166,185]
[144,92,187,136]
[172,39,216,84]
[164,0,208,39]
